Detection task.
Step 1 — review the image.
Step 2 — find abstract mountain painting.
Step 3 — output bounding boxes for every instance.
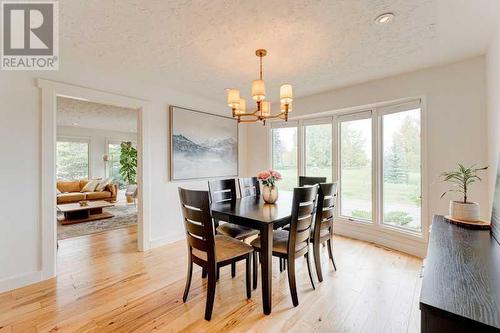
[170,106,238,180]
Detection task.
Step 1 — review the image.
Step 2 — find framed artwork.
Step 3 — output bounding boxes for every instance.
[169,106,238,181]
[491,154,500,244]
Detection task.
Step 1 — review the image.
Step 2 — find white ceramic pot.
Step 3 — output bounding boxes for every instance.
[449,201,480,222]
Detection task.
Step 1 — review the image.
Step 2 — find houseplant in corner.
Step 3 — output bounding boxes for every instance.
[440,163,487,222]
[258,170,282,204]
[120,141,138,204]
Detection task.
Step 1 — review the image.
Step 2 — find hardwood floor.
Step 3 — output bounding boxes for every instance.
[0,226,422,332]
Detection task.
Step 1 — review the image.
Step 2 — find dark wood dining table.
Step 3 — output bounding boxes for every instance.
[211,191,293,315]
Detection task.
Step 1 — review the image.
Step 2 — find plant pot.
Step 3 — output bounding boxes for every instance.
[449,201,480,222]
[126,195,134,204]
[262,185,278,204]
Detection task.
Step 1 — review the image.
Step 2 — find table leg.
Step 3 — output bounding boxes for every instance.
[261,223,273,315]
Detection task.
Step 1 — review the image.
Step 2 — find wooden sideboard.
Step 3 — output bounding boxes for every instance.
[419,215,500,332]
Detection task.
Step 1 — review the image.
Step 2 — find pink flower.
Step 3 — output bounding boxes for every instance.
[270,170,282,180]
[258,171,271,180]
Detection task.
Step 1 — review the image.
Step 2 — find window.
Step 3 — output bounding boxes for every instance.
[107,141,125,189]
[304,123,332,182]
[338,115,372,220]
[271,126,298,190]
[56,138,90,180]
[382,108,421,231]
[268,99,423,236]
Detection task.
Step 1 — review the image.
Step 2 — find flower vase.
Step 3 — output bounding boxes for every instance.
[262,185,278,204]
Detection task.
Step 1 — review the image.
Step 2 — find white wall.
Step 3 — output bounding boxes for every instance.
[0,60,246,291]
[486,24,500,208]
[57,126,137,180]
[247,57,488,255]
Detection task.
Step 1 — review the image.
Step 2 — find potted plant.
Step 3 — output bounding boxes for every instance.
[440,163,487,222]
[119,141,138,204]
[257,170,282,204]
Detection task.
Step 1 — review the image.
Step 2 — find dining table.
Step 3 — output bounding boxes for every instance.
[210,190,293,315]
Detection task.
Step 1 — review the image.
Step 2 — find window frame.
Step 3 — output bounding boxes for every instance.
[337,110,375,224]
[56,135,91,180]
[378,103,423,234]
[302,117,334,183]
[270,121,300,189]
[267,97,427,241]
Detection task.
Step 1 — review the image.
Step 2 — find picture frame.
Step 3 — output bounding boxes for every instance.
[169,106,238,181]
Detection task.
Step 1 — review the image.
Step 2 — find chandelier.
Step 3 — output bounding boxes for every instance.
[226,49,293,125]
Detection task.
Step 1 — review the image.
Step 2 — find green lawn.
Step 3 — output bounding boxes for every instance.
[275,167,420,206]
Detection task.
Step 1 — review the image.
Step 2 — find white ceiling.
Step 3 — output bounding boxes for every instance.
[59,0,500,105]
[57,97,138,132]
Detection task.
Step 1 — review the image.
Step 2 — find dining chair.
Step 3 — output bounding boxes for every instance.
[178,187,253,321]
[311,182,338,282]
[238,177,261,198]
[299,176,327,186]
[251,185,318,306]
[208,179,259,278]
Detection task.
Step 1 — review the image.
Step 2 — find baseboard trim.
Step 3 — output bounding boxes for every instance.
[150,232,185,248]
[334,222,427,258]
[0,271,42,293]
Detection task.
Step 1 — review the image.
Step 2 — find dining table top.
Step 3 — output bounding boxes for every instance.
[210,190,294,224]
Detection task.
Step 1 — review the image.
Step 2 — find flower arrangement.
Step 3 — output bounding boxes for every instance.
[257,170,282,187]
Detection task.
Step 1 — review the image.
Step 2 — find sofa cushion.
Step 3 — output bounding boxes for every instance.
[57,192,85,204]
[57,181,80,193]
[95,178,112,192]
[81,179,100,192]
[85,191,112,200]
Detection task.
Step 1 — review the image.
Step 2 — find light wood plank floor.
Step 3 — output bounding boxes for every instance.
[0,226,423,332]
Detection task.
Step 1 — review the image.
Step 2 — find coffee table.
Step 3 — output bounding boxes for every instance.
[57,200,115,225]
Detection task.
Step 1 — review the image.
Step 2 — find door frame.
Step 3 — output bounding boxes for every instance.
[38,79,151,280]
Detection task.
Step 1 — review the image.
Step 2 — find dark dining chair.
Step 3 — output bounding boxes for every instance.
[208,179,259,278]
[238,177,261,198]
[251,185,318,306]
[178,187,253,321]
[311,182,338,282]
[299,176,327,186]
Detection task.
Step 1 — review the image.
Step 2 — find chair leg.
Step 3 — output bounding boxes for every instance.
[279,257,283,272]
[246,255,252,299]
[205,264,217,321]
[287,256,299,306]
[202,267,207,278]
[252,251,258,290]
[313,241,323,282]
[327,239,337,271]
[183,256,193,302]
[231,262,236,278]
[305,252,316,290]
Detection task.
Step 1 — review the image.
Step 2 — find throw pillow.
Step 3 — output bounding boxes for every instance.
[95,178,112,192]
[80,179,100,193]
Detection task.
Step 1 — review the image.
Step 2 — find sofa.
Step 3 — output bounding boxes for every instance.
[56,179,117,204]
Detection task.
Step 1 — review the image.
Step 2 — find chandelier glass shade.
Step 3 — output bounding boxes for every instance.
[226,49,293,124]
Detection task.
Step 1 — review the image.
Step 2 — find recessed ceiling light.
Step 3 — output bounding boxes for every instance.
[374,12,394,25]
[72,122,79,126]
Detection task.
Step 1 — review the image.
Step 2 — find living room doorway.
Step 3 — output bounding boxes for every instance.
[38,79,151,281]
[55,97,139,241]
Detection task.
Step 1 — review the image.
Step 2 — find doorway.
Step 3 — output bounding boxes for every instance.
[38,79,151,280]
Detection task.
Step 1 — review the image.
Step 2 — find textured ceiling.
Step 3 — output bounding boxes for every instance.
[57,97,137,132]
[59,0,500,106]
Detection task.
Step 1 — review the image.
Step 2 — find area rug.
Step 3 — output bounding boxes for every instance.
[57,204,137,240]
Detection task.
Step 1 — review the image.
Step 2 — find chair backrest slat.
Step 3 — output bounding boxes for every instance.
[287,186,318,255]
[178,188,215,261]
[299,176,327,187]
[313,182,338,242]
[208,179,237,204]
[239,177,260,198]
